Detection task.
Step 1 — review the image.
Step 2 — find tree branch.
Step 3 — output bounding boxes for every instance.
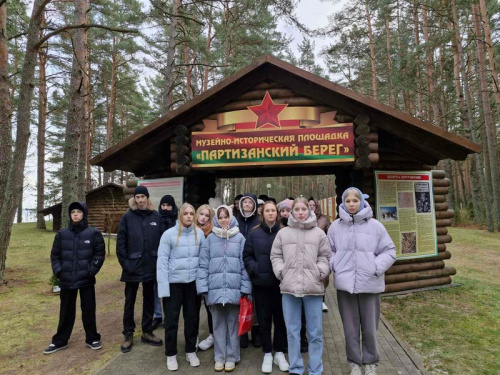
[35,23,138,49]
[8,32,28,41]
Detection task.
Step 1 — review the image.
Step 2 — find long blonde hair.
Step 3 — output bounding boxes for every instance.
[176,203,198,246]
[195,204,214,225]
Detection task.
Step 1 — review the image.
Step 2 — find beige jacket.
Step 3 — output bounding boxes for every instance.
[271,212,331,297]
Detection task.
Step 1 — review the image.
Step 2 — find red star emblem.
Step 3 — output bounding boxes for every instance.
[247,91,288,129]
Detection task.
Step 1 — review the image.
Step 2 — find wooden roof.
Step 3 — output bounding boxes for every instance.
[39,183,124,214]
[90,55,480,175]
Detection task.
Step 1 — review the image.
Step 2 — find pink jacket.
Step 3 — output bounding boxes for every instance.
[327,203,396,294]
[271,212,331,297]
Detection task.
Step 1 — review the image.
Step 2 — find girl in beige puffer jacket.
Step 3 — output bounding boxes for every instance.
[270,197,331,375]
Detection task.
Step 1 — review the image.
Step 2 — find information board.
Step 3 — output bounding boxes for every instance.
[137,177,184,209]
[374,171,437,260]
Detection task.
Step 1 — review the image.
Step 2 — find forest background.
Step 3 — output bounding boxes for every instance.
[1,0,499,282]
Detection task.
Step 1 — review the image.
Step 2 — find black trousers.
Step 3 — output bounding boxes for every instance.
[123,280,155,335]
[163,281,199,356]
[254,285,287,353]
[196,294,213,334]
[52,285,100,346]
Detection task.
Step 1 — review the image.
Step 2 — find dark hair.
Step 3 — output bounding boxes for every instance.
[308,196,315,202]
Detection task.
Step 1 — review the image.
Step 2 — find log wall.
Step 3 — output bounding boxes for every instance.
[86,186,128,233]
[350,114,455,293]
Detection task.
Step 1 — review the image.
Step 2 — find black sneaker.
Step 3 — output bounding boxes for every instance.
[43,343,68,355]
[86,341,102,350]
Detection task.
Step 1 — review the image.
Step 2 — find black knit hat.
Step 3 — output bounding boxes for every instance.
[134,185,149,198]
[160,195,176,207]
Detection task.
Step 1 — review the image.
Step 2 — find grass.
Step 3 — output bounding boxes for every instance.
[0,222,122,374]
[381,227,500,375]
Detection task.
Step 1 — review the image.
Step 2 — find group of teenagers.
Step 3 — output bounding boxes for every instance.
[45,184,397,375]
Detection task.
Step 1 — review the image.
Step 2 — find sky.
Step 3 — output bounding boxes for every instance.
[21,0,344,219]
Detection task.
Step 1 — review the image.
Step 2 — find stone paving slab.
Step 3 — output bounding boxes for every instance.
[95,285,428,375]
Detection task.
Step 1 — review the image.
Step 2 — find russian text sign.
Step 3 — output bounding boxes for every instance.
[374,171,437,260]
[192,124,354,168]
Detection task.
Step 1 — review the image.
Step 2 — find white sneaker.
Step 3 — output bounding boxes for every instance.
[262,353,273,373]
[350,362,362,375]
[198,334,214,350]
[364,364,377,375]
[214,361,224,372]
[322,302,329,312]
[167,355,178,371]
[273,352,289,372]
[186,352,200,367]
[224,362,236,372]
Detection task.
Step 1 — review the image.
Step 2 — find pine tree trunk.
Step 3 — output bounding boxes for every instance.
[413,0,424,117]
[385,15,395,107]
[85,51,92,190]
[203,4,213,92]
[61,0,88,225]
[479,0,500,118]
[104,38,117,183]
[37,15,47,230]
[0,0,48,282]
[0,3,12,217]
[77,27,89,198]
[421,3,439,125]
[163,0,181,114]
[364,1,377,100]
[473,3,500,230]
[450,0,493,230]
[16,194,22,224]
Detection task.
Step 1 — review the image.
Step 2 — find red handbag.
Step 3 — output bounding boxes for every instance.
[238,296,253,336]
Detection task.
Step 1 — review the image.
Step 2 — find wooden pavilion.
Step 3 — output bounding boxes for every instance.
[39,182,128,233]
[91,55,480,293]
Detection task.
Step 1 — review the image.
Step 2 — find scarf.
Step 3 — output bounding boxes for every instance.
[212,225,240,239]
[198,221,213,238]
[160,207,178,230]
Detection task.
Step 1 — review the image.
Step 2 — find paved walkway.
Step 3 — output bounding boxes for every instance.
[95,287,427,375]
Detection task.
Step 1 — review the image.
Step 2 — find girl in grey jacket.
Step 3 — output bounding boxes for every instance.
[327,188,396,375]
[196,205,252,372]
[157,203,204,371]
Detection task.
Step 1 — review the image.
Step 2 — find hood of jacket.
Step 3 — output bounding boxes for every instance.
[238,193,258,219]
[68,201,88,231]
[128,197,155,211]
[338,201,373,224]
[288,210,318,230]
[68,201,88,218]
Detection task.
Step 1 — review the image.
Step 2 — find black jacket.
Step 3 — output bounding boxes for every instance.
[237,193,261,239]
[116,198,162,283]
[50,202,105,289]
[243,221,281,287]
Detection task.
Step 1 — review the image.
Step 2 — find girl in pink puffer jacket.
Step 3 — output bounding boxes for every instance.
[327,187,396,375]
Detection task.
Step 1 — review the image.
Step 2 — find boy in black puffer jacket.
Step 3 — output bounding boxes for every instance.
[43,202,105,355]
[117,185,163,353]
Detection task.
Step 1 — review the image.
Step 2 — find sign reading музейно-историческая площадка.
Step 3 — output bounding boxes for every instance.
[191,91,354,168]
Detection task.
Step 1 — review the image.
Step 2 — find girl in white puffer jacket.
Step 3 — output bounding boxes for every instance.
[327,187,396,375]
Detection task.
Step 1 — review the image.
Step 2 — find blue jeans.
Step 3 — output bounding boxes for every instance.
[282,294,323,375]
[154,282,162,319]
